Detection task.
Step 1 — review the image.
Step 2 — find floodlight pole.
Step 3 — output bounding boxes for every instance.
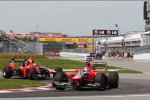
[92,30,95,53]
[115,24,121,35]
[36,24,40,32]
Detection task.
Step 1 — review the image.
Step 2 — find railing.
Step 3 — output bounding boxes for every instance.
[62,48,89,53]
[0,34,43,54]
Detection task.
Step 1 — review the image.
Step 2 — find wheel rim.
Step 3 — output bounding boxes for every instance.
[3,72,6,76]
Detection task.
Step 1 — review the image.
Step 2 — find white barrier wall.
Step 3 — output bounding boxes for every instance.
[133,45,150,60]
[60,52,89,58]
[134,53,150,60]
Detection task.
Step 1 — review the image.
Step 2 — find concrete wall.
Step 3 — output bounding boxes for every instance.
[60,52,88,58]
[134,53,150,60]
[134,45,150,60]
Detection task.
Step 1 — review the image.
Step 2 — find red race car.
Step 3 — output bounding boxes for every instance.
[53,61,119,91]
[2,58,55,79]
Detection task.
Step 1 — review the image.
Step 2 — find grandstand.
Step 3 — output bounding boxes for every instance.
[0,30,43,54]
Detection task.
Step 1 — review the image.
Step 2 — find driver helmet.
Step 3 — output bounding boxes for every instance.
[10,59,15,63]
[84,67,90,72]
[24,60,29,66]
[33,63,39,67]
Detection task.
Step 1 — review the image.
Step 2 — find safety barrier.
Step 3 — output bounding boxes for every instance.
[60,52,89,58]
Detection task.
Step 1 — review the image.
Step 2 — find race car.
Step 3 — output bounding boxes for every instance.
[52,60,119,91]
[2,58,55,79]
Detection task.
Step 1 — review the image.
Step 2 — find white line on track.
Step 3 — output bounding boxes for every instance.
[143,72,150,75]
[0,91,11,93]
[2,94,150,100]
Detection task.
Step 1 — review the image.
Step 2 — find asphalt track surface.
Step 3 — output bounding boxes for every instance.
[1,78,150,98]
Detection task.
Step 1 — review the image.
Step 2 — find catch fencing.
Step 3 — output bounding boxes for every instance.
[0,35,43,55]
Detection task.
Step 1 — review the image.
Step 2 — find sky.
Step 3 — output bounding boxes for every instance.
[0,1,145,36]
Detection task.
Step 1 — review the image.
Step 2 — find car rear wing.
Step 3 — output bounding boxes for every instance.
[85,56,93,61]
[9,59,25,67]
[92,62,108,68]
[10,59,25,65]
[13,59,25,62]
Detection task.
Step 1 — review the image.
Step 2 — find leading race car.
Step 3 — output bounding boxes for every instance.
[2,58,56,79]
[53,58,119,91]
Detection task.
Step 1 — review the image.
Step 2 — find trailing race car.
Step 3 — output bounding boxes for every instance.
[2,58,54,79]
[53,61,119,91]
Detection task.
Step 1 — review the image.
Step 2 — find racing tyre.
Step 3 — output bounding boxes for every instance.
[107,72,119,88]
[53,67,63,77]
[54,72,67,90]
[2,66,13,78]
[28,68,37,80]
[15,69,23,76]
[55,67,63,73]
[95,73,107,91]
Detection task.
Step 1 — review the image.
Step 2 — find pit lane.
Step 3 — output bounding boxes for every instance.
[1,78,150,98]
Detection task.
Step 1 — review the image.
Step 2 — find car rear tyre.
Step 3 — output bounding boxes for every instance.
[95,73,107,91]
[28,68,37,80]
[53,67,63,78]
[2,66,13,78]
[15,69,23,76]
[107,72,119,88]
[54,72,67,90]
[55,67,63,73]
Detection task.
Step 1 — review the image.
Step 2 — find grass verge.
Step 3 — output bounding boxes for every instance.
[0,58,142,73]
[0,78,46,90]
